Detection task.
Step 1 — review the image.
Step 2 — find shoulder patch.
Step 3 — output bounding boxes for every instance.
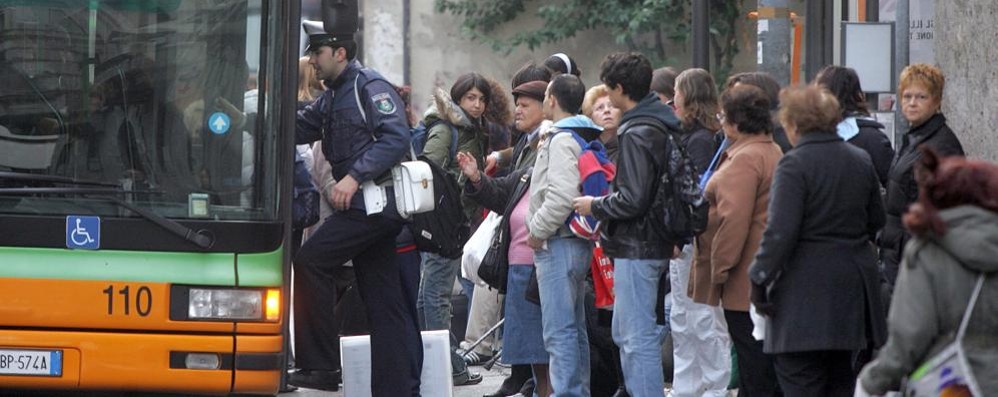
[371,92,397,115]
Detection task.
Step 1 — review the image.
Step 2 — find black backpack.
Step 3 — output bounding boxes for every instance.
[407,123,470,259]
[630,117,708,245]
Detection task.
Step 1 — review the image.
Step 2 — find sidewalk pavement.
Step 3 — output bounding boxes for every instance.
[279,364,510,397]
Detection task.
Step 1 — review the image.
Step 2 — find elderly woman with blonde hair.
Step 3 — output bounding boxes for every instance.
[581,84,622,162]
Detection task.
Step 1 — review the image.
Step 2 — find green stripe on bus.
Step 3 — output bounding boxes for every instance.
[0,247,237,285]
[236,249,284,287]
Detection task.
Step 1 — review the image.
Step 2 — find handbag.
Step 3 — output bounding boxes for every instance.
[591,242,615,309]
[477,224,509,293]
[905,274,985,397]
[462,211,502,286]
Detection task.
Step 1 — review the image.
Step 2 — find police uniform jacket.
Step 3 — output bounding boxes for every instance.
[296,60,410,218]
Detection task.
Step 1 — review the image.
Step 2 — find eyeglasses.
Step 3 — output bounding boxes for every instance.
[901,93,932,103]
[716,113,726,123]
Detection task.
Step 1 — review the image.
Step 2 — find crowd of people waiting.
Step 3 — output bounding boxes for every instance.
[289,36,997,397]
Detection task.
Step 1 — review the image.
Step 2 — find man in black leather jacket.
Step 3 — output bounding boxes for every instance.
[574,52,681,397]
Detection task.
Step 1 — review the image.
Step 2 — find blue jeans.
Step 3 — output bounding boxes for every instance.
[613,257,669,397]
[534,236,593,397]
[417,252,460,331]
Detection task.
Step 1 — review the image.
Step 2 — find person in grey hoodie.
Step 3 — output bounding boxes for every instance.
[859,147,998,396]
[527,74,602,396]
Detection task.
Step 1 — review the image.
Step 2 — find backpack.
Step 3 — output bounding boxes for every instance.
[558,130,616,240]
[407,120,468,258]
[631,117,708,245]
[409,119,458,162]
[292,150,320,230]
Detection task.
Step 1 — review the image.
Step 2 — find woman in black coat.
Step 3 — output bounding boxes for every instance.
[749,86,887,397]
[814,66,895,187]
[878,63,964,299]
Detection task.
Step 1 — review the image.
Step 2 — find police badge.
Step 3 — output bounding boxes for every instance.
[372,92,396,115]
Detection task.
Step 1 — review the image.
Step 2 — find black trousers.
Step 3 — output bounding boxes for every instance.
[774,350,855,397]
[725,310,782,397]
[294,210,423,397]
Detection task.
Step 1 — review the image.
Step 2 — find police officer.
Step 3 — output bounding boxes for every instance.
[290,20,422,396]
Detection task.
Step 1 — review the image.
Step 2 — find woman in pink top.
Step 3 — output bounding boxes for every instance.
[458,151,550,397]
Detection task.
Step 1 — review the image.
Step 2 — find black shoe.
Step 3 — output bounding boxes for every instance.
[463,350,494,366]
[454,369,484,386]
[279,383,299,393]
[288,369,341,391]
[484,364,531,396]
[518,377,535,396]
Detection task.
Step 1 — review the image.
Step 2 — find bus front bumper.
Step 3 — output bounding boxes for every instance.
[0,329,282,395]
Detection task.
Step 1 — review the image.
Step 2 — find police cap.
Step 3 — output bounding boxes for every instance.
[303,19,353,53]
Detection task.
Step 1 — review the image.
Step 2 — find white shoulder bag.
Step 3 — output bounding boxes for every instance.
[353,75,435,218]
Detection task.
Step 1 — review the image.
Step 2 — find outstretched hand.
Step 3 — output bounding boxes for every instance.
[456,152,481,183]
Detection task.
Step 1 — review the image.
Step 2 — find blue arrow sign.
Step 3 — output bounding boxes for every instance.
[208,112,231,135]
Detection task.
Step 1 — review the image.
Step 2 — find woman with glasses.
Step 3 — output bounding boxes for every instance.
[879,64,964,307]
[689,84,784,397]
[582,84,622,162]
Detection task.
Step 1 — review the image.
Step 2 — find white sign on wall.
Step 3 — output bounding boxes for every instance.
[842,22,895,93]
[879,0,935,64]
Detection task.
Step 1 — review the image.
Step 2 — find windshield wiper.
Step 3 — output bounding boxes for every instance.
[0,171,120,187]
[0,186,214,249]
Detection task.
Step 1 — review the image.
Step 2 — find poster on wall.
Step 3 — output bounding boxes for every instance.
[879,0,935,65]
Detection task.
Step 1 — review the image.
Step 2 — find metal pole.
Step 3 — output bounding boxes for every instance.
[866,0,879,22]
[894,0,910,144]
[692,0,710,70]
[805,0,831,81]
[403,0,410,85]
[758,0,792,86]
[864,0,880,112]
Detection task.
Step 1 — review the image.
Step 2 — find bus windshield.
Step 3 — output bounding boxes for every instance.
[0,0,279,221]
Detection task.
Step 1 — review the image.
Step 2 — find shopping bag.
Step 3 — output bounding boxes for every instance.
[591,242,615,309]
[461,211,502,286]
[904,275,985,397]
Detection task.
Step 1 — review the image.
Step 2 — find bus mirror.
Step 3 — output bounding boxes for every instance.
[322,0,358,36]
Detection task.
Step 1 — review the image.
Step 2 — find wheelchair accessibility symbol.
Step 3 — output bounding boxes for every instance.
[66,216,100,250]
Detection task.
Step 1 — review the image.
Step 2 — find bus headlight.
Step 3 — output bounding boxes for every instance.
[189,288,263,320]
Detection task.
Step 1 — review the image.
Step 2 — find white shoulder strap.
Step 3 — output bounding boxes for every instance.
[353,74,366,124]
[956,274,986,339]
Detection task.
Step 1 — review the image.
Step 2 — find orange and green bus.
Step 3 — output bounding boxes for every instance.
[0,0,302,394]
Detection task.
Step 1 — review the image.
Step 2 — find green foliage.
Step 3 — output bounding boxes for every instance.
[436,0,744,82]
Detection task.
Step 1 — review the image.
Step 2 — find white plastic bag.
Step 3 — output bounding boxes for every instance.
[749,303,767,341]
[461,211,502,286]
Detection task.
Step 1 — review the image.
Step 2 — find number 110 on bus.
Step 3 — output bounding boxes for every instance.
[103,285,153,316]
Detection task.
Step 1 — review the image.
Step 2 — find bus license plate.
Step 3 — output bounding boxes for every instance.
[0,349,62,376]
